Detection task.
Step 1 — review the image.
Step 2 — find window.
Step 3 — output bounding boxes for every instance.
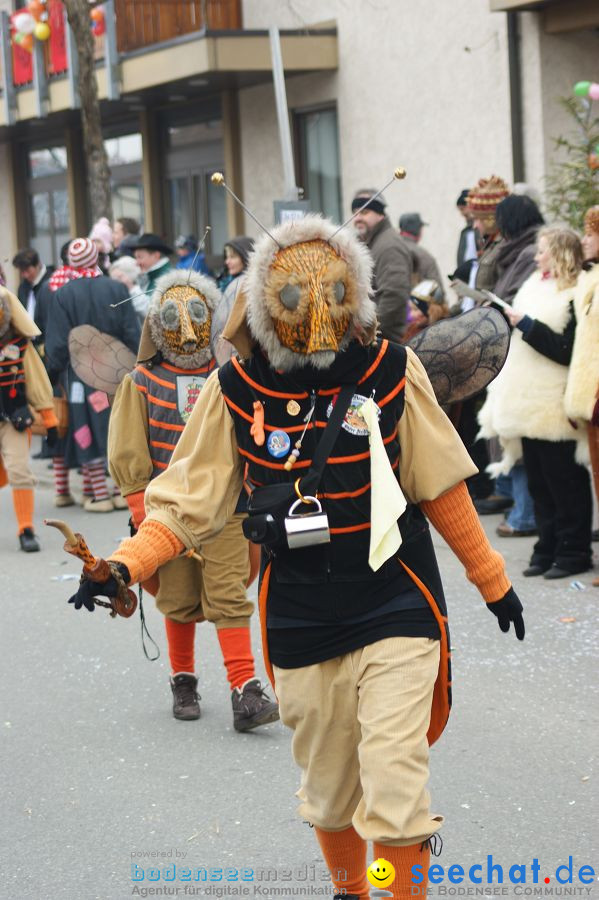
[295,106,342,224]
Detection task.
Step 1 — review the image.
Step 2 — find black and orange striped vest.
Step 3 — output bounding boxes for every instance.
[131,358,216,477]
[219,337,452,743]
[0,335,27,420]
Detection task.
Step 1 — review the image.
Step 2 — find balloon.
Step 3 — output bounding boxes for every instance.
[33,21,50,40]
[90,7,104,22]
[21,33,34,52]
[589,154,599,171]
[574,81,591,96]
[13,31,24,44]
[589,83,599,101]
[13,11,36,34]
[93,20,106,36]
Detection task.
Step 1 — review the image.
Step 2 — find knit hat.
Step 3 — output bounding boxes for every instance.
[89,217,113,254]
[225,236,255,268]
[467,176,510,224]
[584,206,599,236]
[68,238,99,269]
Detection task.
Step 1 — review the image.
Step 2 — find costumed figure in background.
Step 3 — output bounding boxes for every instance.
[564,205,599,586]
[64,174,524,900]
[0,288,58,551]
[108,268,277,730]
[44,238,141,512]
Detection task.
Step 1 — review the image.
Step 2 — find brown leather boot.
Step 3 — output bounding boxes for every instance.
[170,673,201,720]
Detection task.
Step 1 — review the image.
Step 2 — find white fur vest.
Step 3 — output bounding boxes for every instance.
[564,264,599,421]
[478,271,583,475]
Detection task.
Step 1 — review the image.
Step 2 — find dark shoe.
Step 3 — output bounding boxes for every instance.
[592,529,599,542]
[170,673,201,720]
[232,678,279,732]
[523,564,549,577]
[19,528,40,552]
[544,564,590,580]
[496,521,537,537]
[474,495,514,515]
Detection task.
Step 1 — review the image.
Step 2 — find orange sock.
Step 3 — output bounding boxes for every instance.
[314,825,369,899]
[372,841,431,899]
[12,488,34,534]
[164,619,196,674]
[216,627,255,689]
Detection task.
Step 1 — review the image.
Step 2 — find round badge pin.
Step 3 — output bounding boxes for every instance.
[267,430,291,458]
[286,399,301,417]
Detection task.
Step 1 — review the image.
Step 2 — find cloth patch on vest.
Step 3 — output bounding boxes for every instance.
[70,381,85,404]
[176,375,207,423]
[267,430,291,458]
[327,392,380,436]
[74,424,92,449]
[88,390,110,413]
[0,342,20,361]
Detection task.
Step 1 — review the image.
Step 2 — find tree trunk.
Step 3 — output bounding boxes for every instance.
[62,0,112,224]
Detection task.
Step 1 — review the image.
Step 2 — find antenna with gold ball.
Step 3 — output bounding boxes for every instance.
[328,168,407,240]
[210,172,282,248]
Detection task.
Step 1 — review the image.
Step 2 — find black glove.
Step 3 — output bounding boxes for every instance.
[46,426,59,451]
[46,368,61,387]
[10,405,34,432]
[487,587,525,640]
[68,563,131,613]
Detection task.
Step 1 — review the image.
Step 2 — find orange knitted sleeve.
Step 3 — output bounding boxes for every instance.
[109,519,184,584]
[40,407,59,428]
[126,490,146,530]
[420,481,511,602]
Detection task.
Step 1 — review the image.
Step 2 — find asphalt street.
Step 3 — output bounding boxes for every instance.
[2,444,598,900]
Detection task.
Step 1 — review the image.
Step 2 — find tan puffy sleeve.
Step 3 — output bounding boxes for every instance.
[107,374,152,495]
[398,347,478,503]
[23,343,54,410]
[144,370,244,549]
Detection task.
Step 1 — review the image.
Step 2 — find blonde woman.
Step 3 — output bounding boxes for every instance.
[479,227,592,579]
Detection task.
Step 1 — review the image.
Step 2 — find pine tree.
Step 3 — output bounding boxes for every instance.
[546,96,599,232]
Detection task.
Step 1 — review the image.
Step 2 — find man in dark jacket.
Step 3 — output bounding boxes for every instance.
[12,248,54,344]
[399,212,445,299]
[44,238,140,511]
[352,189,412,342]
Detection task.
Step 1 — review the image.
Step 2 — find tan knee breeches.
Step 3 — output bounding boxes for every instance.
[274,636,443,845]
[0,423,35,488]
[155,514,253,628]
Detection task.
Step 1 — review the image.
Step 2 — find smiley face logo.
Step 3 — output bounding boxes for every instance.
[367,858,396,889]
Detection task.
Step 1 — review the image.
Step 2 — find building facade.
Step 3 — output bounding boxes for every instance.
[0,0,597,288]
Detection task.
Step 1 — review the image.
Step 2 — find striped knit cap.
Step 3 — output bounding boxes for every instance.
[467,176,510,220]
[68,237,99,269]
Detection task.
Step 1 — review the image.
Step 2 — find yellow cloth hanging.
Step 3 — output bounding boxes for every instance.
[360,397,407,571]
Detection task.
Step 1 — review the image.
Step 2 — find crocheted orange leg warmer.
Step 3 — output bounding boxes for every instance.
[421,481,511,602]
[217,627,255,689]
[372,842,430,899]
[165,619,196,674]
[12,488,34,534]
[314,826,369,899]
[110,519,184,584]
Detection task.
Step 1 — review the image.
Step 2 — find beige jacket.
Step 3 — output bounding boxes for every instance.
[140,347,477,551]
[564,264,599,422]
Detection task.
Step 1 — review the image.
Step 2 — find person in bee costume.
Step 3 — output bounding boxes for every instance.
[0,287,58,551]
[69,201,525,899]
[107,269,278,731]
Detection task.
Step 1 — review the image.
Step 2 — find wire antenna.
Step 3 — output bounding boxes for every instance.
[186,226,212,285]
[328,168,407,240]
[110,286,165,308]
[211,173,282,248]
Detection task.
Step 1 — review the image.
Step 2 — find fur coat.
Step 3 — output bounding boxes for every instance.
[564,263,599,421]
[478,271,584,475]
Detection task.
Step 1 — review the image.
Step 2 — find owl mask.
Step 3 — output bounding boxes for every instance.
[244,215,376,371]
[148,270,222,369]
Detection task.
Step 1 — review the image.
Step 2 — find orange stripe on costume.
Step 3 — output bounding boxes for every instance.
[150,439,177,451]
[232,356,307,400]
[161,359,215,375]
[399,559,450,746]
[319,482,371,500]
[147,393,177,410]
[137,366,176,390]
[378,376,406,408]
[148,417,184,433]
[329,521,371,534]
[151,458,168,470]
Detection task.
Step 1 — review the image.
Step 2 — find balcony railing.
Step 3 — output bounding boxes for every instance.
[8,0,242,88]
